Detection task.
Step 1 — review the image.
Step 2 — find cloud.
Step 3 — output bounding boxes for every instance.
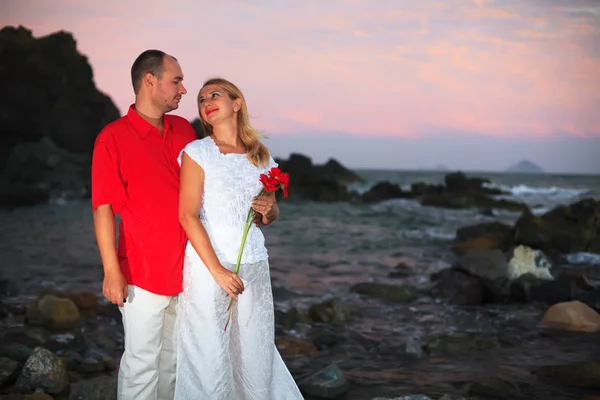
[1,0,599,144]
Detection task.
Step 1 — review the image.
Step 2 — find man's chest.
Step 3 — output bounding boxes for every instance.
[119,132,187,185]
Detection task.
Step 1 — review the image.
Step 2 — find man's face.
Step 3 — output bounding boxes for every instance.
[153,56,187,113]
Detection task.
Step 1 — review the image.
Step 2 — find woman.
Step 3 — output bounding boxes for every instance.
[176,77,303,399]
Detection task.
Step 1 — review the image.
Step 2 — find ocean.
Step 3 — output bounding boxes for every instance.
[1,170,600,399]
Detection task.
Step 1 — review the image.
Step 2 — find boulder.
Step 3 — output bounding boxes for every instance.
[0,25,120,207]
[540,300,600,332]
[513,199,600,255]
[274,153,362,202]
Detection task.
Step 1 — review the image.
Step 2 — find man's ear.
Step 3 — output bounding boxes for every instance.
[143,72,156,91]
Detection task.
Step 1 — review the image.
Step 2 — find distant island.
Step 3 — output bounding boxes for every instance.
[506,160,545,174]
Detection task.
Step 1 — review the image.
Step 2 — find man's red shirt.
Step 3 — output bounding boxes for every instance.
[91,104,197,296]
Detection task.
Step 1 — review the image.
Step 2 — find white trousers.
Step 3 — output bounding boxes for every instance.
[117,285,178,400]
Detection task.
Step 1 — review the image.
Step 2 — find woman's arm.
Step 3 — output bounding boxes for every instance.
[178,152,244,299]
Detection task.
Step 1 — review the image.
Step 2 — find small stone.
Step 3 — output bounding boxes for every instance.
[299,364,349,398]
[36,294,81,331]
[15,347,70,395]
[0,356,22,386]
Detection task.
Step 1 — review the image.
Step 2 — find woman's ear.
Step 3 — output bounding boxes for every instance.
[233,99,242,112]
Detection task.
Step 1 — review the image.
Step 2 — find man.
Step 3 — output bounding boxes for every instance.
[91,49,197,399]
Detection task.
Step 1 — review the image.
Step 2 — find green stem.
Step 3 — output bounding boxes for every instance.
[233,188,264,275]
[224,188,265,332]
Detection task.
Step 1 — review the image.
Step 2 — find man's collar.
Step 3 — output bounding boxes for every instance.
[126,104,171,137]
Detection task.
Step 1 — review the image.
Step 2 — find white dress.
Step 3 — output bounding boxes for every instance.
[174,137,303,400]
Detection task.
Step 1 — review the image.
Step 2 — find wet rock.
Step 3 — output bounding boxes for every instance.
[535,362,600,389]
[350,283,418,303]
[457,249,508,281]
[1,395,55,400]
[507,245,554,280]
[298,364,349,398]
[509,273,585,304]
[388,262,413,278]
[15,347,70,395]
[456,221,513,243]
[581,287,600,312]
[372,396,433,400]
[35,294,81,331]
[308,326,347,350]
[452,235,508,256]
[0,357,22,386]
[403,339,424,359]
[275,307,311,331]
[275,337,319,358]
[274,154,362,202]
[55,291,99,314]
[362,181,411,203]
[540,300,600,332]
[0,277,22,298]
[308,298,352,325]
[0,344,34,364]
[513,199,600,255]
[69,376,117,400]
[78,358,104,374]
[467,377,521,399]
[430,268,486,305]
[419,192,528,212]
[424,334,501,355]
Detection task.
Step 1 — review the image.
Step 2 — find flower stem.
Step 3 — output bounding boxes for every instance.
[224,188,265,332]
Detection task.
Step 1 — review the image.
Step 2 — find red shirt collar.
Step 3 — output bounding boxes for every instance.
[126,104,172,137]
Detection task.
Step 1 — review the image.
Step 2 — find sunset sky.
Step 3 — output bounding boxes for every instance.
[3,0,599,173]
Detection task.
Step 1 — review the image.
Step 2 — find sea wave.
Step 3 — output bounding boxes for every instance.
[565,252,600,266]
[484,183,589,198]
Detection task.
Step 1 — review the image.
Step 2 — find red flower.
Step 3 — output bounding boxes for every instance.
[259,174,277,193]
[266,167,290,198]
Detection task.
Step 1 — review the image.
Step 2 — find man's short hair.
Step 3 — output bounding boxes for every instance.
[131,49,176,94]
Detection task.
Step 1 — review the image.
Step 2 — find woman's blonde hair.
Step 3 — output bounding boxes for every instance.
[197,77,270,168]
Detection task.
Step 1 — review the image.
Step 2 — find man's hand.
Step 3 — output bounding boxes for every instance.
[102,270,128,307]
[251,194,278,225]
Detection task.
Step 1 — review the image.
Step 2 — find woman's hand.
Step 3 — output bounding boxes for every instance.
[211,266,245,300]
[252,194,279,226]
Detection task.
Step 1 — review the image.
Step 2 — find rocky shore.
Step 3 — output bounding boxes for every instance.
[1,197,600,399]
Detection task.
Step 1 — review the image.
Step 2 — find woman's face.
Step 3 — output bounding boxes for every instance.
[198,84,240,125]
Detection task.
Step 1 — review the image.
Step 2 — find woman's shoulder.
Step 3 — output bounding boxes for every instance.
[184,136,212,151]
[179,137,214,167]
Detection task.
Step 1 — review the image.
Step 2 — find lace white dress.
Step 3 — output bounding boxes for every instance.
[174,137,303,400]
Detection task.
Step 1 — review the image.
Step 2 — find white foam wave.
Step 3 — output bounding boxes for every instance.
[565,252,600,266]
[484,183,589,198]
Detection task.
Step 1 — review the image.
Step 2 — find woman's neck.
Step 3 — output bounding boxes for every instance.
[211,120,240,146]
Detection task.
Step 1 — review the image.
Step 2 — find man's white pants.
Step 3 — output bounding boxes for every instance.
[117,285,178,400]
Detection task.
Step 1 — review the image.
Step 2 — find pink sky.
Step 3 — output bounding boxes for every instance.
[2,0,600,172]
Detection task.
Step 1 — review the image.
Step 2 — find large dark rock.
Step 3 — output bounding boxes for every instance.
[408,171,528,212]
[513,198,600,255]
[274,153,363,202]
[0,25,120,207]
[361,181,411,203]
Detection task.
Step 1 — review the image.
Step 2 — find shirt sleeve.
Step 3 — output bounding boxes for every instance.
[178,140,204,169]
[91,138,128,214]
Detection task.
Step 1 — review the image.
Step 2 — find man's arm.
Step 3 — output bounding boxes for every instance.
[91,135,129,307]
[93,204,127,307]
